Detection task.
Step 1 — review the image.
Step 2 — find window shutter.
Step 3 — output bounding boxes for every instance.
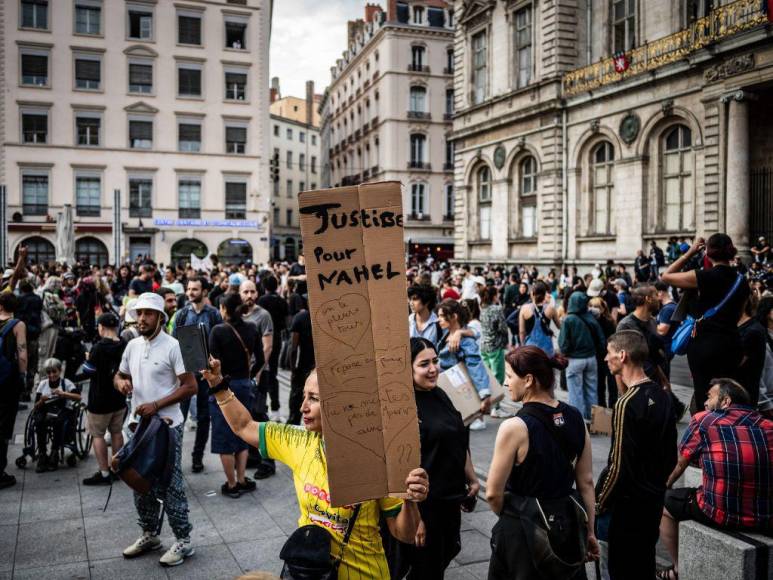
[225,182,246,203]
[76,59,100,81]
[226,126,246,143]
[179,123,200,141]
[129,64,152,85]
[22,54,47,75]
[225,72,246,86]
[130,121,152,140]
[178,15,201,44]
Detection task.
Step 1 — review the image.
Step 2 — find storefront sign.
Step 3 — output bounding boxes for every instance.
[153,218,261,229]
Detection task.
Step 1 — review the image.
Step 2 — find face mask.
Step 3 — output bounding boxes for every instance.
[588,307,600,318]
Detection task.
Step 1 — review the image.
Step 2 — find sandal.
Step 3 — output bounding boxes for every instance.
[655,566,678,580]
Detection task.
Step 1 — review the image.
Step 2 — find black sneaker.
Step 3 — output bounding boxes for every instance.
[83,472,112,486]
[221,482,241,498]
[237,477,256,493]
[36,456,48,473]
[46,453,59,472]
[253,463,275,480]
[192,459,204,473]
[0,472,17,489]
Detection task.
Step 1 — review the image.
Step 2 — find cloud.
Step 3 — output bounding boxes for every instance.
[270,0,366,98]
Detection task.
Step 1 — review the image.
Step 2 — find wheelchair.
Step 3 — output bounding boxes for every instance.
[15,398,92,469]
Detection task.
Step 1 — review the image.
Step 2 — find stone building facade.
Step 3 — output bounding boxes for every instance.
[321,1,457,260]
[452,0,773,267]
[1,0,272,267]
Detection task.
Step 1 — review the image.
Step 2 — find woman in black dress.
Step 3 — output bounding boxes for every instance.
[208,292,265,497]
[389,337,480,579]
[662,234,749,411]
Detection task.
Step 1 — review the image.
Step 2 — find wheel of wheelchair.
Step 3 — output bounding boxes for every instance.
[15,456,27,469]
[22,411,37,459]
[74,403,92,459]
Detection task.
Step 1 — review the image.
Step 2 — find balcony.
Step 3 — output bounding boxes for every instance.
[354,129,361,139]
[443,162,454,172]
[363,79,370,88]
[407,161,431,171]
[407,64,430,73]
[371,115,379,127]
[362,168,370,179]
[562,0,767,97]
[362,121,370,133]
[407,111,431,120]
[443,214,455,222]
[443,112,453,121]
[372,71,379,80]
[341,174,362,187]
[409,213,430,221]
[356,88,361,97]
[371,165,379,175]
[443,67,454,75]
[76,205,101,217]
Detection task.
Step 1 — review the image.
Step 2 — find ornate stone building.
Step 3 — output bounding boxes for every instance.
[452,0,773,266]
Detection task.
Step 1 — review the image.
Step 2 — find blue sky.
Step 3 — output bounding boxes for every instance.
[270,0,365,98]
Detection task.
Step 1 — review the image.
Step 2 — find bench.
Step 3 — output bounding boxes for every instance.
[679,520,773,580]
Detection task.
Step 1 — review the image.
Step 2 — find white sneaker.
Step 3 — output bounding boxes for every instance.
[490,407,515,419]
[469,418,487,431]
[159,538,195,567]
[122,531,162,559]
[186,418,197,431]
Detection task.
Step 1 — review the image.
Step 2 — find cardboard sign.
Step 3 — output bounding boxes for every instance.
[437,362,505,426]
[298,182,420,507]
[590,405,613,435]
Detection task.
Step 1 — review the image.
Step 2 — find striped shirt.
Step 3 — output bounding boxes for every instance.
[679,406,773,529]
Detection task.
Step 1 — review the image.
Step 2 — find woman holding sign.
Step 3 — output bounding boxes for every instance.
[201,359,429,579]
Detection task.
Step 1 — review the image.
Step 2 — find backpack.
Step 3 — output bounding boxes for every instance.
[0,319,20,386]
[111,414,176,494]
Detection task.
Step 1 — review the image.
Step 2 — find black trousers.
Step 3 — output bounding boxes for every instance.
[180,377,210,462]
[247,375,274,468]
[267,339,281,412]
[0,380,21,473]
[34,407,74,456]
[607,496,663,580]
[687,331,742,412]
[287,366,311,425]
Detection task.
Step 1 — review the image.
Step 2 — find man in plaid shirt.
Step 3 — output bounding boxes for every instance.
[657,378,772,579]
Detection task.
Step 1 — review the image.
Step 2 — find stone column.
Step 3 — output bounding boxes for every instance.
[723,91,751,252]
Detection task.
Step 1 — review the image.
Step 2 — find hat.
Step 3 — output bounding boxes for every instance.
[2,269,13,280]
[229,273,245,286]
[63,272,75,280]
[587,278,604,297]
[97,312,120,328]
[472,275,486,287]
[128,292,167,322]
[614,278,628,290]
[123,299,138,324]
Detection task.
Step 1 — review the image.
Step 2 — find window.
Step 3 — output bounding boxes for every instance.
[286,151,293,169]
[225,125,246,154]
[75,56,100,90]
[444,183,454,219]
[409,134,426,167]
[520,156,538,238]
[445,88,454,115]
[225,17,247,49]
[300,131,307,143]
[311,182,317,190]
[299,181,305,192]
[514,5,532,88]
[178,64,202,97]
[129,177,152,217]
[76,113,101,146]
[445,140,454,168]
[311,156,317,173]
[128,62,152,93]
[75,237,108,266]
[273,174,279,196]
[446,48,454,72]
[409,86,426,112]
[299,154,306,170]
[127,5,153,40]
[178,13,202,45]
[472,31,487,104]
[75,1,101,35]
[311,134,317,146]
[225,70,247,100]
[478,166,491,239]
[129,118,152,149]
[286,128,293,140]
[273,125,279,136]
[684,0,714,26]
[75,173,101,216]
[22,170,48,215]
[273,207,280,224]
[178,121,201,152]
[20,51,48,86]
[178,177,201,218]
[413,6,424,24]
[286,179,293,197]
[411,183,427,217]
[411,45,425,69]
[613,0,636,53]
[21,0,48,29]
[286,209,293,225]
[225,181,247,219]
[591,142,615,234]
[662,125,694,231]
[21,111,47,144]
[428,6,445,27]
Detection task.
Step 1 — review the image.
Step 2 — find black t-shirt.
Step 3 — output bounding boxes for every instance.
[16,293,43,339]
[129,277,153,295]
[209,320,265,379]
[414,387,468,502]
[290,310,314,371]
[87,337,127,414]
[290,262,307,294]
[696,265,748,333]
[258,292,288,338]
[738,318,766,405]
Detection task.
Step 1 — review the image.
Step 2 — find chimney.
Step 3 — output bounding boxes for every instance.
[269,77,281,103]
[387,0,398,21]
[365,3,382,23]
[305,80,314,127]
[347,18,365,45]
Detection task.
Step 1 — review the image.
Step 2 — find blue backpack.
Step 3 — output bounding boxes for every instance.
[111,414,176,494]
[0,319,20,386]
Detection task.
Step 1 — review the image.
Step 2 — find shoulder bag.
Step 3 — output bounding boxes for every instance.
[280,504,361,580]
[226,322,253,375]
[671,273,743,356]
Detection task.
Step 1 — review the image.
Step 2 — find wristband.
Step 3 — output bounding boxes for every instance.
[210,375,231,394]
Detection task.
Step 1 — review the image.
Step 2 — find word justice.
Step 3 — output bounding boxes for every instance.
[300,203,403,235]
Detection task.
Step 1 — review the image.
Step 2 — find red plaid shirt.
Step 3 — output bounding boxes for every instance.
[679,405,773,529]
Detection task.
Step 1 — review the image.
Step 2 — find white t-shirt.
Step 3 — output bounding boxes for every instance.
[119,331,187,426]
[36,377,78,409]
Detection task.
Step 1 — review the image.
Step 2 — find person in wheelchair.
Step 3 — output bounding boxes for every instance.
[33,358,81,473]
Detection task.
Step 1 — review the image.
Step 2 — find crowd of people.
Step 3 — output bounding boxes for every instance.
[0,231,770,579]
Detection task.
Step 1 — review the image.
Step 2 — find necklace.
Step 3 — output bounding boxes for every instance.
[626,376,650,389]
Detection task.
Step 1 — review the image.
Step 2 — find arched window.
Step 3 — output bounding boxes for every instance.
[75,237,109,266]
[171,238,208,267]
[409,133,426,168]
[519,156,538,238]
[409,85,426,113]
[410,182,427,218]
[591,142,615,235]
[662,125,694,231]
[15,236,55,265]
[478,165,492,240]
[217,238,253,265]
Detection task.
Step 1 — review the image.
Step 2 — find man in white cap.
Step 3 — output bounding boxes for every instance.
[115,292,198,567]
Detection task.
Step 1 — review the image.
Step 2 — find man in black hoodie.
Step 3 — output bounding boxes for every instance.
[80,313,127,485]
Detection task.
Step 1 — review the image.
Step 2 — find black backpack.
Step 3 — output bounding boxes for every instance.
[111,414,176,494]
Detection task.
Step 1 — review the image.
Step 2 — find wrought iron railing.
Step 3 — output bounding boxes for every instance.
[562,0,767,97]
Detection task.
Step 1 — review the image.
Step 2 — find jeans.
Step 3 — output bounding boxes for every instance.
[133,424,192,540]
[566,356,598,421]
[180,377,210,462]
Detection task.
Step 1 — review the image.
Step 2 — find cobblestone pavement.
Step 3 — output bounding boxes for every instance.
[1,358,694,579]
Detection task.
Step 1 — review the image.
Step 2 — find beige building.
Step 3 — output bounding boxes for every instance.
[1,0,272,267]
[452,0,773,267]
[321,1,457,260]
[269,78,321,260]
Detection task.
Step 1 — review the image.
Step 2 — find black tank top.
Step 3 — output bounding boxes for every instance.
[506,401,586,499]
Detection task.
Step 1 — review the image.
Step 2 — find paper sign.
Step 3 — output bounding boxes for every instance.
[299,182,420,507]
[437,363,505,426]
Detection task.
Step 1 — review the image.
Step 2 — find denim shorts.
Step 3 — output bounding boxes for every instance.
[209,378,254,454]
